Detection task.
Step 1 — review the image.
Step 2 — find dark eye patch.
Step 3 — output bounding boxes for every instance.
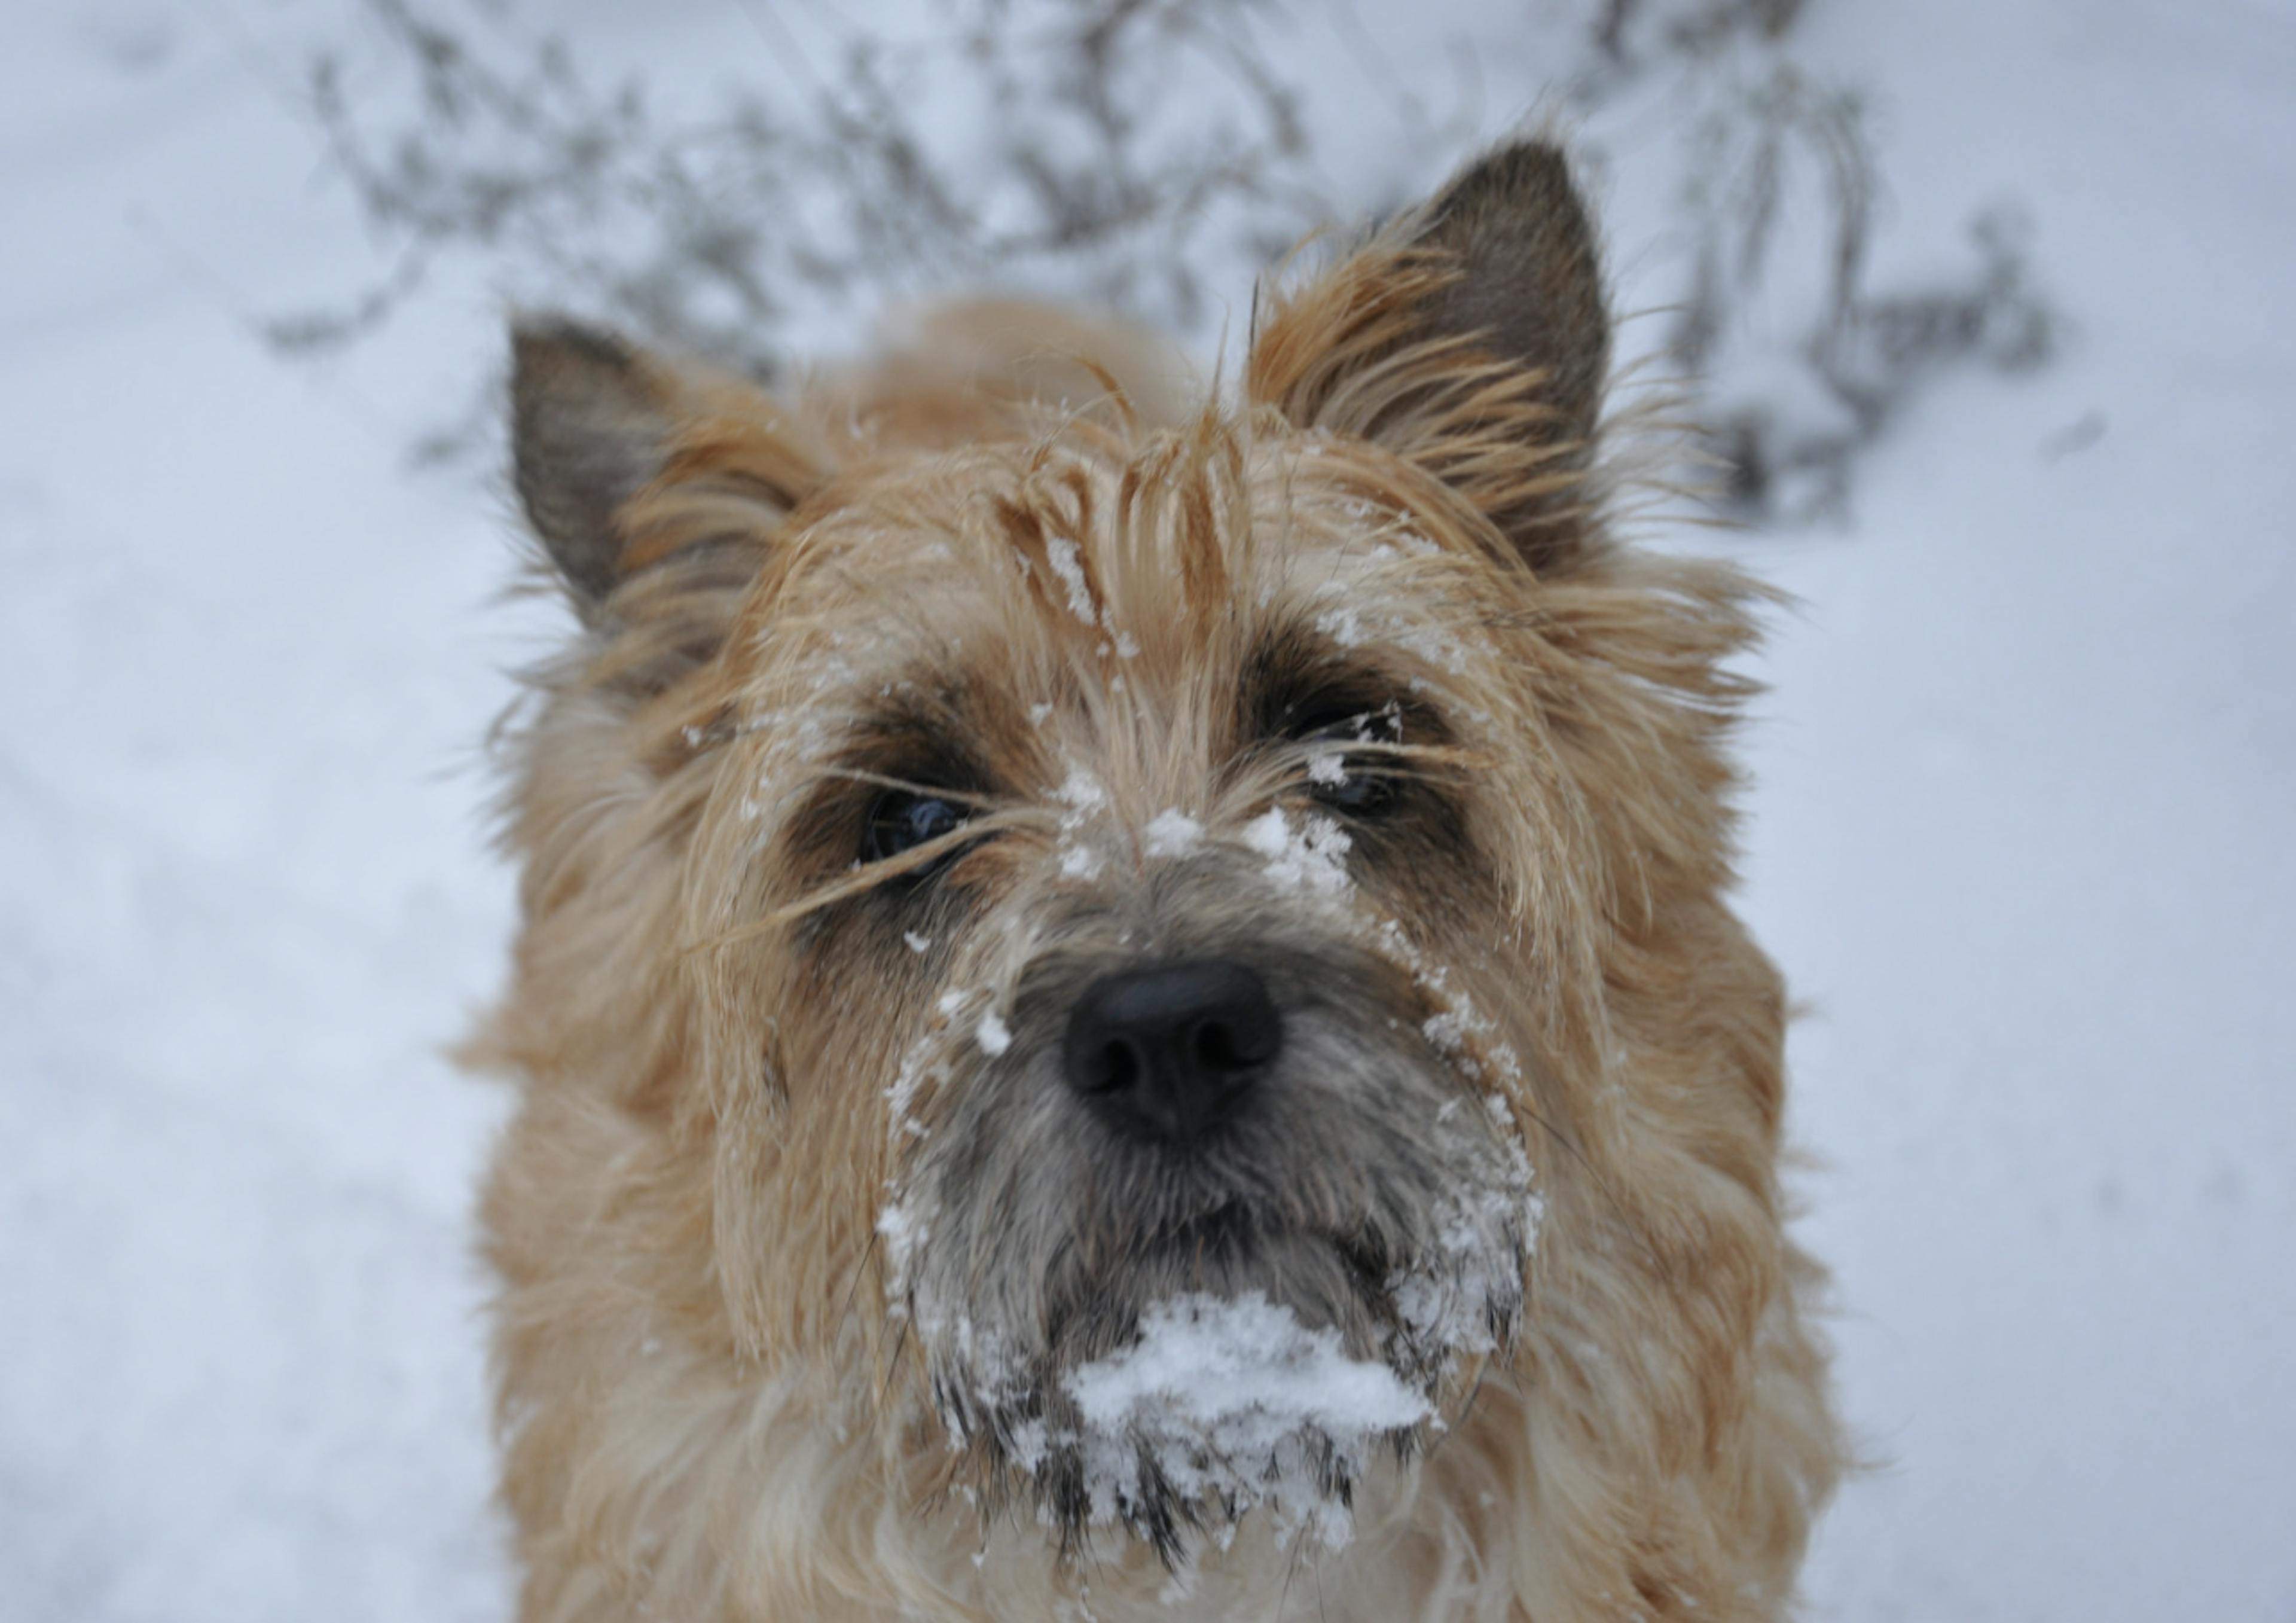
[774,690,1003,904]
[1239,625,1449,818]
[842,726,994,883]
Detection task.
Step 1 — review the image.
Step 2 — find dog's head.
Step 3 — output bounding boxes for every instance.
[493,144,1799,1571]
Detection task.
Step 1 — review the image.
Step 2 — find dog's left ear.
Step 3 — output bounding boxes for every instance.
[1248,141,1612,575]
[510,317,685,614]
[510,316,823,673]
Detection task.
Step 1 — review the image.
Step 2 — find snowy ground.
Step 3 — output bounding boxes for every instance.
[3,1,2292,1619]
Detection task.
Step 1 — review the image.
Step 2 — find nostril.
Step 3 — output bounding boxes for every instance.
[1194,1020,1248,1073]
[1094,1041,1139,1096]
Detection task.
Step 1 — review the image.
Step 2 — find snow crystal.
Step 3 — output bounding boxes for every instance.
[1241,807,1352,894]
[883,1024,952,1148]
[1422,1009,1471,1054]
[1312,604,1368,647]
[1386,1271,1495,1360]
[1045,538,1098,626]
[877,1197,927,1286]
[903,931,932,954]
[1060,1292,1430,1548]
[1383,1185,1535,1362]
[975,1009,1012,1056]
[1056,768,1107,813]
[1055,768,1112,880]
[1066,1294,1427,1433]
[1142,809,1203,858]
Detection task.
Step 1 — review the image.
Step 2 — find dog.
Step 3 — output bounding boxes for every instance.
[470,140,1842,1622]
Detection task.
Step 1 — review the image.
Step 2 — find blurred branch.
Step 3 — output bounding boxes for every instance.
[274,0,2054,524]
[272,0,1341,376]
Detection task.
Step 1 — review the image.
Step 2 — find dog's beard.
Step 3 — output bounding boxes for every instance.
[882,989,1540,1563]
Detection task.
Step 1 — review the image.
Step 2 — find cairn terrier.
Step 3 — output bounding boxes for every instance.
[472,141,1841,1622]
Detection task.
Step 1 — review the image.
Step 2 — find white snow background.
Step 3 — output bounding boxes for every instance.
[3,1,2292,1619]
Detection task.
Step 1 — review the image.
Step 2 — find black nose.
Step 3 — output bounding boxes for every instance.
[1061,960,1284,1144]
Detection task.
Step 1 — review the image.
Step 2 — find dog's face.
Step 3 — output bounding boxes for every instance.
[728,426,1568,1552]
[490,144,1832,1606]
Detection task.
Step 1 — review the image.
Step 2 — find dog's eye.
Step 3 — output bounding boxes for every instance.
[1296,703,1403,816]
[863,790,970,864]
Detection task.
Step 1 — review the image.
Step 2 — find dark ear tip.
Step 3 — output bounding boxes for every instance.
[1440,138,1573,190]
[512,312,633,361]
[510,315,642,401]
[1427,139,1593,236]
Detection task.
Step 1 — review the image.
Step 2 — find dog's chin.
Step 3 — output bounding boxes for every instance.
[1048,1215,1394,1361]
[925,1217,1521,1564]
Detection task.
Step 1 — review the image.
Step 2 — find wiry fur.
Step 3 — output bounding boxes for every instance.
[471,142,1841,1621]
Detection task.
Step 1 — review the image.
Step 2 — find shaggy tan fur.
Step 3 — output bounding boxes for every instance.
[471,142,1840,1622]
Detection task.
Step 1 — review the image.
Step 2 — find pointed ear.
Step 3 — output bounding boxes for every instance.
[1249,141,1613,573]
[1416,142,1610,454]
[509,317,682,612]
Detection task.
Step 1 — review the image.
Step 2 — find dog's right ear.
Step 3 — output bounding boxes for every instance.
[509,318,683,614]
[1248,141,1614,576]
